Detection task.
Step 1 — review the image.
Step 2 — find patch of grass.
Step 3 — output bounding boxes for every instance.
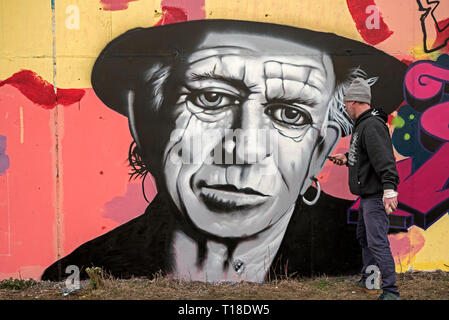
[0,278,36,290]
[1,271,448,300]
[85,267,108,289]
[335,277,345,283]
[316,278,331,290]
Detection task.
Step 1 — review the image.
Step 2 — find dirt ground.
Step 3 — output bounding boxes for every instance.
[0,270,448,300]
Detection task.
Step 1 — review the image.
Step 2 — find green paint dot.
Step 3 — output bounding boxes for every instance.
[392,116,405,128]
[409,114,415,120]
[404,133,411,141]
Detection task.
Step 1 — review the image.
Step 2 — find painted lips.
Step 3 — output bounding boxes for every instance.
[197,181,269,212]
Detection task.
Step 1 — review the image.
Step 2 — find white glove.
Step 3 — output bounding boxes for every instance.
[383,189,398,214]
[383,189,398,199]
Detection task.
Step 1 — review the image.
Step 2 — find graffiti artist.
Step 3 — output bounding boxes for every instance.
[329,78,401,300]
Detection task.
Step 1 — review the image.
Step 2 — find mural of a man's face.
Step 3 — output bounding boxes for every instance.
[162,32,338,238]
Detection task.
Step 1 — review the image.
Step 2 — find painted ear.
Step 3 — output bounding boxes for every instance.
[300,121,342,195]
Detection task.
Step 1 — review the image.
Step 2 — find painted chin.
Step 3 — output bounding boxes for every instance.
[194,180,270,214]
[176,176,293,237]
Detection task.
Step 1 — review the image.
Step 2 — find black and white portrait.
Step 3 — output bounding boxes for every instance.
[42,20,406,283]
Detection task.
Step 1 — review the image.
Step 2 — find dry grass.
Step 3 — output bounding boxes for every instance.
[0,270,448,300]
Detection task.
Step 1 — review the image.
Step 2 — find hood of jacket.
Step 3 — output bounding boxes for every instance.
[354,108,388,128]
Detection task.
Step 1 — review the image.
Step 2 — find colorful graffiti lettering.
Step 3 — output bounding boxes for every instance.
[349,56,449,230]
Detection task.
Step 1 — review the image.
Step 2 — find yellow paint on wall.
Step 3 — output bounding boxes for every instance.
[55,0,161,88]
[0,57,54,85]
[110,0,161,37]
[0,0,53,83]
[0,0,163,87]
[1,0,365,87]
[0,0,418,88]
[409,44,440,62]
[55,57,96,89]
[411,214,449,271]
[55,0,113,59]
[0,0,53,57]
[205,0,363,42]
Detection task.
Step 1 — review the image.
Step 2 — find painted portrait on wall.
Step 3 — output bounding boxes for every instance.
[41,19,407,283]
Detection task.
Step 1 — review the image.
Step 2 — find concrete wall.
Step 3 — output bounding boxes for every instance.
[0,0,448,281]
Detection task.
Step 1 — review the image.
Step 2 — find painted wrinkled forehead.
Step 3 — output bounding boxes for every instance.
[185,31,336,95]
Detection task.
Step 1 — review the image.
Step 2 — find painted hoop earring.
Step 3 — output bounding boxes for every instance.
[302,177,321,206]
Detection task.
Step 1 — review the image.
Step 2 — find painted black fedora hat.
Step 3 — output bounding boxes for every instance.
[91,19,407,116]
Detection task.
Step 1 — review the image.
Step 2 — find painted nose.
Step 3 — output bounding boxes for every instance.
[223,100,273,164]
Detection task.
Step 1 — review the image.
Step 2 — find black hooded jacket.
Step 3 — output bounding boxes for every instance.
[346,108,399,198]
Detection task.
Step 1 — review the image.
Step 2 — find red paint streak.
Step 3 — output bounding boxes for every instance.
[0,70,85,109]
[346,0,393,45]
[387,113,394,125]
[154,6,188,26]
[401,59,414,66]
[154,0,205,26]
[433,18,449,53]
[100,0,138,11]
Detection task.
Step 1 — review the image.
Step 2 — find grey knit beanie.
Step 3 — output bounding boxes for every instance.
[343,77,371,104]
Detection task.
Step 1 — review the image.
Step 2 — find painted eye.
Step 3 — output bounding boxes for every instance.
[189,91,238,110]
[265,104,312,126]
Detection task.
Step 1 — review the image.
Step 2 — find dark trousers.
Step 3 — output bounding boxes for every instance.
[357,197,399,295]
